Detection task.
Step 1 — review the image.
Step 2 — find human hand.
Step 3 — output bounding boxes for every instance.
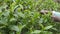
[40,10,48,14]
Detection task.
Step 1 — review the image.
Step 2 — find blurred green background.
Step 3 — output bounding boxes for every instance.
[0,0,60,34]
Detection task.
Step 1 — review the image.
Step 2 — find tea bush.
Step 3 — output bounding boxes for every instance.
[0,0,60,34]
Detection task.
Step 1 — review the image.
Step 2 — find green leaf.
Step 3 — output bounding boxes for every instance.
[31,30,41,34]
[40,31,53,34]
[0,17,8,25]
[18,12,25,18]
[44,25,53,30]
[9,25,20,32]
[10,18,17,22]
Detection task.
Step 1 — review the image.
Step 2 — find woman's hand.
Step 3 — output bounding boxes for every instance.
[52,15,60,22]
[40,10,60,22]
[51,11,60,22]
[40,10,48,14]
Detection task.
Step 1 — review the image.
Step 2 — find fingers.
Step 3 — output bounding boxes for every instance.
[40,10,48,14]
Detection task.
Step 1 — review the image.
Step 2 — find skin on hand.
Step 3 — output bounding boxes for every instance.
[40,10,60,22]
[51,12,60,22]
[52,16,60,22]
[40,10,48,14]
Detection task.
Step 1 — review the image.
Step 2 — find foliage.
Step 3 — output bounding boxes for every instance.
[0,0,60,34]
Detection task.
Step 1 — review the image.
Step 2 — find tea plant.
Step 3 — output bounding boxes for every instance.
[0,0,60,34]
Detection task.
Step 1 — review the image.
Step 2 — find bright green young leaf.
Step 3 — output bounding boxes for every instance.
[44,25,53,30]
[31,30,41,34]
